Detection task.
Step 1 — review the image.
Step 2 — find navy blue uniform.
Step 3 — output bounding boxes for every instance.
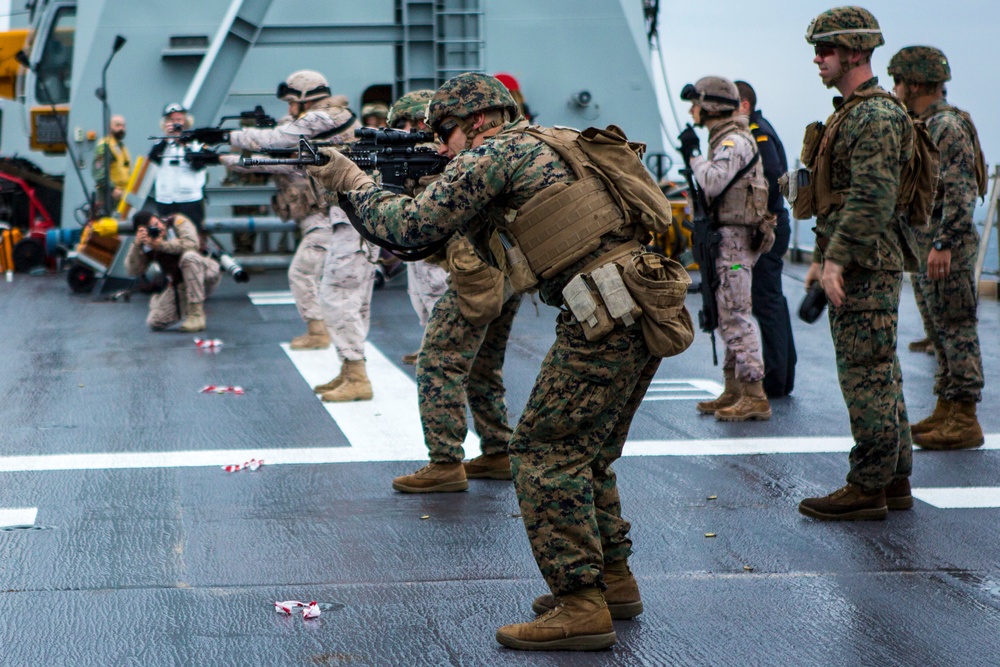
[749,110,796,397]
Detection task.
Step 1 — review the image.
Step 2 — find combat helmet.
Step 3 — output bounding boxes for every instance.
[388,90,434,128]
[805,6,884,51]
[680,76,740,114]
[427,72,519,137]
[888,46,951,84]
[277,70,331,103]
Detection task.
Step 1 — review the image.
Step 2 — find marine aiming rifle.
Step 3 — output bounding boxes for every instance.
[678,132,722,366]
[242,128,453,260]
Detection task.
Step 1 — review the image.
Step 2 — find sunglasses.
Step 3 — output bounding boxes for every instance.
[436,119,459,144]
[814,44,837,58]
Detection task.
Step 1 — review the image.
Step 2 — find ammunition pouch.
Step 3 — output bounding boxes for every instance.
[622,251,694,358]
[447,236,506,326]
[561,241,642,343]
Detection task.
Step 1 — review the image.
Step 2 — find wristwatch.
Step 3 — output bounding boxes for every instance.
[932,240,951,251]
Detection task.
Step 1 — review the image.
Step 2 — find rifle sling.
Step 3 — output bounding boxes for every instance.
[312,113,359,141]
[705,150,761,223]
[338,194,453,262]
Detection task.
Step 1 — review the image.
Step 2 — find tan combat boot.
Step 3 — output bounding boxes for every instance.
[715,380,771,421]
[401,351,419,365]
[798,483,888,521]
[179,302,206,332]
[290,319,330,350]
[914,401,984,450]
[908,337,935,355]
[532,560,642,620]
[321,359,373,402]
[313,370,344,394]
[911,397,953,436]
[391,462,468,493]
[884,477,913,511]
[697,368,740,415]
[496,586,616,651]
[463,453,512,480]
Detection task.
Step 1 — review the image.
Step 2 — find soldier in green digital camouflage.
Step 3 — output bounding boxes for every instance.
[311,72,663,651]
[796,6,915,521]
[383,89,523,494]
[888,46,986,451]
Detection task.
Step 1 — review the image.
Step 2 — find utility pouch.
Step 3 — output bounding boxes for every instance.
[489,230,538,293]
[622,252,694,358]
[590,263,641,326]
[448,237,505,326]
[562,273,614,342]
[790,168,816,220]
[800,121,825,166]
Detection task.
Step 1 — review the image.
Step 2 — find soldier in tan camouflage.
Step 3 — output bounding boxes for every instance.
[124,211,220,332]
[221,71,376,402]
[889,46,986,451]
[681,76,773,422]
[310,72,670,651]
[796,7,916,521]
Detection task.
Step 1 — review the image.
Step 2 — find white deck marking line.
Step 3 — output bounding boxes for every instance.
[1,436,995,472]
[911,487,1000,509]
[281,342,481,461]
[623,434,1000,457]
[249,290,295,306]
[0,508,37,528]
[645,379,724,401]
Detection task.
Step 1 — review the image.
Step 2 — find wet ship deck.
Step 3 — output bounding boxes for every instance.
[1,265,998,666]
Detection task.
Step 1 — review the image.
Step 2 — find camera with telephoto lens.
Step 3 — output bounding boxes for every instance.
[147,226,161,239]
[170,123,184,133]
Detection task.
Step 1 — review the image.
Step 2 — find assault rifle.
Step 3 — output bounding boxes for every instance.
[242,128,452,261]
[242,127,449,192]
[678,140,722,366]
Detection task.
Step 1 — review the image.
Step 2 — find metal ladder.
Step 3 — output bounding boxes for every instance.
[397,0,483,96]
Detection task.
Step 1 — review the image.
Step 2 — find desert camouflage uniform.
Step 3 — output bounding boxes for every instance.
[344,118,657,595]
[320,210,377,361]
[407,258,449,327]
[124,215,220,329]
[691,116,765,383]
[911,98,984,403]
[228,100,360,326]
[813,78,914,492]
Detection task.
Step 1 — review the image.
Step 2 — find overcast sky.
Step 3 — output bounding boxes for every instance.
[654,0,1000,182]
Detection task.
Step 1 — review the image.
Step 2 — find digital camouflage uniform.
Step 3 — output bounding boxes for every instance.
[911,98,984,404]
[691,116,766,384]
[417,264,521,464]
[228,98,362,331]
[123,215,220,329]
[344,117,658,596]
[812,78,914,492]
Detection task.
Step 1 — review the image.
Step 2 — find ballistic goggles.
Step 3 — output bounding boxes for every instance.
[679,83,739,109]
[276,82,331,101]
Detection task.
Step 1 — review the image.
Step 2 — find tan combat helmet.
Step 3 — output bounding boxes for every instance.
[387,90,434,129]
[888,46,951,84]
[805,6,884,52]
[277,70,331,103]
[427,72,520,148]
[680,76,740,114]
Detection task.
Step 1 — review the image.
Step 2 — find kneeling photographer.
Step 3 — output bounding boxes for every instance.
[125,211,220,332]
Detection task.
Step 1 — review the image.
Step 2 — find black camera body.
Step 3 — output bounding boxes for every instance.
[147,226,161,239]
[798,283,828,324]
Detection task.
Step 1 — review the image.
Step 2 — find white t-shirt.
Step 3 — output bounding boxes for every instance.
[153,140,207,204]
